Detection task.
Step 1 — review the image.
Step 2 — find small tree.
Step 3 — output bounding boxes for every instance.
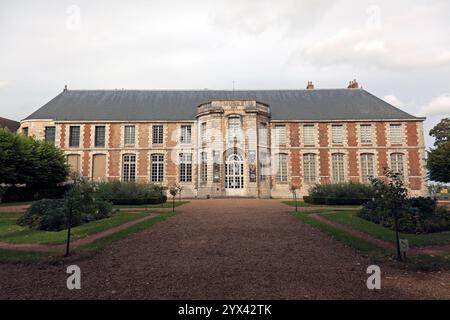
[428,118,450,183]
[289,183,300,212]
[370,168,408,261]
[169,186,178,212]
[176,184,184,203]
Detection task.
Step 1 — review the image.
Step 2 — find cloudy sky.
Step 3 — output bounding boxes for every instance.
[1,0,449,147]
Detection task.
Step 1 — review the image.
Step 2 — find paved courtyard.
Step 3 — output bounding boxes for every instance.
[0,200,448,299]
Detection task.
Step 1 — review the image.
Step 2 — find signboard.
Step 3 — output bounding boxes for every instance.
[399,239,409,254]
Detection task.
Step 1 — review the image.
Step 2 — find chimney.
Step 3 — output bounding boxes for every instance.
[348,79,359,89]
[306,81,315,90]
[63,85,68,92]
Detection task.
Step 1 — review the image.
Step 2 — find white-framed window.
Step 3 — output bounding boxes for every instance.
[122,154,136,182]
[303,125,315,145]
[180,125,192,144]
[360,153,375,183]
[259,151,270,182]
[152,125,163,145]
[360,124,373,144]
[390,153,405,180]
[69,126,80,147]
[275,153,288,183]
[332,153,345,183]
[200,151,207,182]
[151,154,164,183]
[213,150,220,183]
[259,123,268,146]
[303,154,317,184]
[390,124,402,144]
[332,124,344,144]
[201,122,207,144]
[124,125,135,145]
[228,117,241,142]
[274,125,287,145]
[179,153,192,182]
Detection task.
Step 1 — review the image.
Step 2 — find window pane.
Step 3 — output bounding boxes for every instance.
[181,125,192,144]
[45,127,56,144]
[124,125,135,145]
[275,153,288,183]
[22,127,29,136]
[390,124,402,144]
[213,151,220,183]
[201,152,208,182]
[361,154,374,183]
[69,126,80,147]
[122,154,136,182]
[303,125,315,145]
[390,153,405,180]
[151,154,164,182]
[228,117,241,142]
[179,153,192,182]
[303,154,317,184]
[274,125,286,145]
[360,125,373,144]
[332,153,345,183]
[259,123,268,146]
[332,125,344,144]
[152,125,163,144]
[95,126,105,147]
[201,123,207,144]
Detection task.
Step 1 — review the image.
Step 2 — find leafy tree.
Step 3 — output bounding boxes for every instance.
[0,128,68,188]
[429,117,450,147]
[428,118,450,183]
[289,183,300,212]
[370,168,408,261]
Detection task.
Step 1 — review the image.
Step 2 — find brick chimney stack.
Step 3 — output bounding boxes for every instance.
[348,79,359,89]
[306,81,315,90]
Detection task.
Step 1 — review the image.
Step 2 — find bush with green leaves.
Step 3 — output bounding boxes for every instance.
[18,180,114,231]
[95,181,167,205]
[358,196,450,234]
[304,182,375,205]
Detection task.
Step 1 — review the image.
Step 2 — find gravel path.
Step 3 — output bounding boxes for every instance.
[0,199,448,299]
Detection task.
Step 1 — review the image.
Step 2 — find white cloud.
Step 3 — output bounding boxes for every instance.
[384,95,405,108]
[419,94,450,117]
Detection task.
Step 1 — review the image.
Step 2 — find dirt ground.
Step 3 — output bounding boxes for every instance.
[0,199,449,300]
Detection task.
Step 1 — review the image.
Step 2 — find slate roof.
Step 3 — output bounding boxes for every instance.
[0,117,20,131]
[24,89,420,121]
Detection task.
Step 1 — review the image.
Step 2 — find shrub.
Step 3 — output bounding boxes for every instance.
[358,197,450,234]
[96,181,167,204]
[304,182,374,205]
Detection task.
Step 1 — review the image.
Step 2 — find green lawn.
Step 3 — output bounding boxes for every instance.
[0,211,152,245]
[322,211,450,247]
[113,201,189,209]
[0,248,56,264]
[292,212,386,258]
[283,201,361,211]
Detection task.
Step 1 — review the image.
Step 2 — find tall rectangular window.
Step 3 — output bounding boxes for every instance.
[122,154,136,182]
[259,123,268,146]
[151,154,164,183]
[390,153,405,180]
[303,154,317,184]
[181,125,192,144]
[200,152,208,182]
[124,125,135,145]
[390,124,402,144]
[213,151,220,183]
[259,151,270,182]
[152,125,164,145]
[201,123,207,144]
[95,126,105,147]
[69,126,80,147]
[360,154,375,183]
[45,126,56,144]
[275,153,288,183]
[179,153,192,182]
[303,125,315,145]
[332,153,345,183]
[332,125,344,144]
[360,124,373,144]
[22,127,29,136]
[228,117,241,142]
[274,125,287,145]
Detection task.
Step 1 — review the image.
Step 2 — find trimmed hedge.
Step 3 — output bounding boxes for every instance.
[95,181,167,205]
[304,196,370,206]
[111,196,167,206]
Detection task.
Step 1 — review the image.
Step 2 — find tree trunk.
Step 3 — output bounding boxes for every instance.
[172,196,175,212]
[394,216,402,261]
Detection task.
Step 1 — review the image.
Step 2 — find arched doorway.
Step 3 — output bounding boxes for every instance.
[225,152,244,196]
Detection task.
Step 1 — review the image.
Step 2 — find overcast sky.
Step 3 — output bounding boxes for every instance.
[1,0,449,148]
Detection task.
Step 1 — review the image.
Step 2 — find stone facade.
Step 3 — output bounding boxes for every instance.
[19,100,428,198]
